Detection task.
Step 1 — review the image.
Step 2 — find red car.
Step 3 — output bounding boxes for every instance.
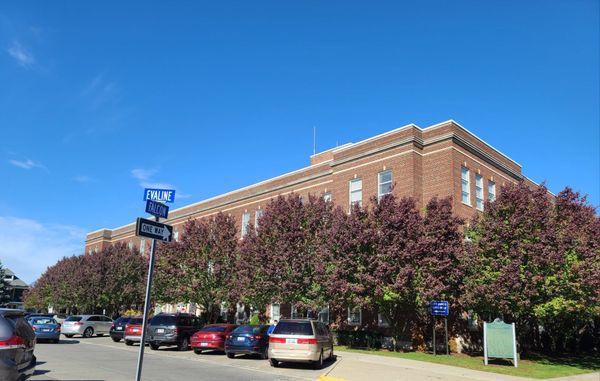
[191,324,237,354]
[124,317,143,346]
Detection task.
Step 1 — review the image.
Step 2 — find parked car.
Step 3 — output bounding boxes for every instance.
[27,316,61,343]
[109,316,132,342]
[268,319,334,369]
[146,313,202,351]
[225,325,269,359]
[61,315,113,338]
[124,317,143,346]
[0,308,36,381]
[52,314,67,325]
[191,324,237,354]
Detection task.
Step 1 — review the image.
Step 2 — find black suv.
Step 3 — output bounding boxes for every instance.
[0,309,36,381]
[109,316,131,342]
[146,313,202,351]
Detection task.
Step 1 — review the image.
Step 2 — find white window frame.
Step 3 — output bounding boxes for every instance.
[241,212,250,237]
[377,313,390,327]
[349,178,363,209]
[323,192,332,202]
[270,303,281,324]
[347,306,362,326]
[475,174,484,211]
[255,210,263,229]
[140,239,146,255]
[488,180,496,202]
[461,166,471,206]
[128,241,133,250]
[318,306,330,324]
[174,230,179,242]
[378,170,392,200]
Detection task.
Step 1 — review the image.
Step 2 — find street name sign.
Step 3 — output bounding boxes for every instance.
[145,200,169,219]
[484,319,518,367]
[143,188,176,203]
[135,217,173,242]
[430,301,449,316]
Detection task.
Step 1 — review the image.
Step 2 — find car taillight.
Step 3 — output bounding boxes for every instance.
[55,326,61,332]
[269,337,286,343]
[32,326,37,332]
[0,335,25,348]
[252,335,262,340]
[226,335,232,340]
[297,338,317,345]
[74,322,84,326]
[110,324,115,330]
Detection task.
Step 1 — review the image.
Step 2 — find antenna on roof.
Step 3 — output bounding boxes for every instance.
[313,126,316,155]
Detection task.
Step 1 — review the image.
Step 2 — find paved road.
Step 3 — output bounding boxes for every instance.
[30,336,330,381]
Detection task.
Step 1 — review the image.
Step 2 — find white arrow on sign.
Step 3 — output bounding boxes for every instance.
[161,227,171,241]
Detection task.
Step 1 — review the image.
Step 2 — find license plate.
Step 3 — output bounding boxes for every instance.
[42,329,51,332]
[286,338,297,344]
[200,342,208,347]
[156,328,165,333]
[236,337,245,341]
[116,327,123,330]
[133,329,139,332]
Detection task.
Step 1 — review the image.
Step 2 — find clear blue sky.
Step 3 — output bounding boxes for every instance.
[1,1,598,283]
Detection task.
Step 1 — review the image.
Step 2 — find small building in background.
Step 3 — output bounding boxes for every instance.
[3,268,29,309]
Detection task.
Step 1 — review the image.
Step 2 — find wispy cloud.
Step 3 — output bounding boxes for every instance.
[0,216,86,284]
[81,73,120,111]
[9,158,46,171]
[7,41,34,68]
[131,168,192,199]
[73,175,97,183]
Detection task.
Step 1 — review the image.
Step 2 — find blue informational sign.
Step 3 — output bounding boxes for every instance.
[430,301,449,316]
[145,200,169,219]
[143,188,176,203]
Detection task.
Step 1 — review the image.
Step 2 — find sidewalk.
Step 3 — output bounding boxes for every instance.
[321,350,599,381]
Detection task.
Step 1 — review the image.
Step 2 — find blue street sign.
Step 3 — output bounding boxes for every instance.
[145,200,169,219]
[143,188,176,203]
[430,301,449,316]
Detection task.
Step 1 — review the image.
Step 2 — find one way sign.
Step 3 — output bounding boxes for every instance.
[135,217,173,242]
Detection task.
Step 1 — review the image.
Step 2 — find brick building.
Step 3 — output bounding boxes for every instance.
[84,120,538,324]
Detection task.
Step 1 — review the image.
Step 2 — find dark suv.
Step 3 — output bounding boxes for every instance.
[0,309,36,381]
[109,316,131,342]
[146,313,202,351]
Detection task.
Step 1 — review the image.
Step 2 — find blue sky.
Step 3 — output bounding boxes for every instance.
[1,1,598,283]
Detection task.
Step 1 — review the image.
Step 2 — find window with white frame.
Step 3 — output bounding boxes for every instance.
[461,166,471,205]
[270,303,281,323]
[318,306,330,324]
[241,212,250,237]
[140,239,146,255]
[88,249,92,255]
[378,170,392,199]
[323,192,332,202]
[174,230,179,242]
[349,179,362,208]
[378,313,390,327]
[488,180,496,202]
[128,241,133,250]
[347,306,361,325]
[475,174,484,211]
[255,209,264,229]
[291,305,301,319]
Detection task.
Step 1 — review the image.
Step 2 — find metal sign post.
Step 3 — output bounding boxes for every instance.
[430,301,449,356]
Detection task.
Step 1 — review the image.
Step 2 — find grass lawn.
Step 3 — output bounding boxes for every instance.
[335,346,600,379]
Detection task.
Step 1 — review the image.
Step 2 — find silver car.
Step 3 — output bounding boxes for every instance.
[61,315,113,338]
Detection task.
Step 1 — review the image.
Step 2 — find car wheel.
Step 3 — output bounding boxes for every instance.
[313,350,323,369]
[64,334,74,338]
[177,337,189,351]
[53,339,60,344]
[270,358,279,367]
[193,348,202,355]
[112,337,121,342]
[226,352,235,359]
[83,327,94,338]
[150,343,159,350]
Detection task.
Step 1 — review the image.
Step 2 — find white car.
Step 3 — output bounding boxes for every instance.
[61,315,113,338]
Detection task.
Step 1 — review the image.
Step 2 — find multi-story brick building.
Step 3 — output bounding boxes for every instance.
[85,119,536,256]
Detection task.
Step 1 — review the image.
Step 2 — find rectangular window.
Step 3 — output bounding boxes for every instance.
[475,174,484,211]
[88,249,92,255]
[323,192,332,202]
[378,170,392,199]
[349,179,363,209]
[291,305,301,319]
[461,166,471,205]
[241,212,250,237]
[488,180,496,202]
[318,306,330,324]
[128,241,133,250]
[348,306,361,325]
[140,239,146,255]
[378,313,390,327]
[270,303,280,323]
[174,230,179,242]
[255,210,263,229]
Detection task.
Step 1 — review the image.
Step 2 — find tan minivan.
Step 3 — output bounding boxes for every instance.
[268,319,334,369]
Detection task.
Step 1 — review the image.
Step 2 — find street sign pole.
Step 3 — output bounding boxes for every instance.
[135,215,158,381]
[444,317,449,355]
[433,316,436,355]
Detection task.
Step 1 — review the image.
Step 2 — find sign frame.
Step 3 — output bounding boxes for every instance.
[483,319,518,368]
[143,188,176,203]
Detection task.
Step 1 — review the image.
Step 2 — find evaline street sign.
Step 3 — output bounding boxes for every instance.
[143,188,176,203]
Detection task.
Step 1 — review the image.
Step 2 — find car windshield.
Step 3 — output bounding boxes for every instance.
[201,325,226,332]
[129,318,143,325]
[233,325,262,334]
[31,318,56,325]
[65,316,82,322]
[149,315,176,326]
[273,321,313,336]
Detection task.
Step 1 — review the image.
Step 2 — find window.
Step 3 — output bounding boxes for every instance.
[349,179,363,208]
[241,212,250,237]
[291,305,301,319]
[140,239,146,255]
[378,170,392,199]
[378,313,390,327]
[88,249,92,255]
[475,174,484,211]
[347,306,361,326]
[318,306,329,324]
[128,241,133,250]
[255,210,264,229]
[323,192,332,202]
[174,230,179,242]
[270,303,280,323]
[488,180,496,202]
[461,166,471,205]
